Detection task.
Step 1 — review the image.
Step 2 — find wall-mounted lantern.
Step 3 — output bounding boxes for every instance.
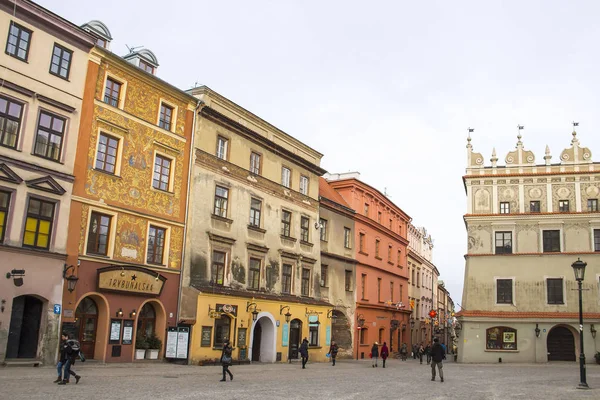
[535,323,541,338]
[280,305,292,323]
[116,308,123,318]
[130,309,137,318]
[591,324,596,339]
[247,300,259,322]
[62,264,78,293]
[357,314,365,328]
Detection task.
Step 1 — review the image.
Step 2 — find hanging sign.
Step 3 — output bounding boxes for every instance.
[216,304,238,316]
[97,266,166,296]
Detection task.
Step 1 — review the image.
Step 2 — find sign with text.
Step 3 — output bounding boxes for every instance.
[201,326,212,347]
[176,328,189,359]
[109,319,122,344]
[238,328,247,348]
[122,320,134,345]
[325,325,331,347]
[281,323,289,347]
[97,266,166,296]
[166,328,178,358]
[53,304,61,314]
[216,304,238,317]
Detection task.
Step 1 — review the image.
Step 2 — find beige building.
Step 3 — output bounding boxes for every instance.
[181,86,332,364]
[0,0,95,365]
[458,129,600,363]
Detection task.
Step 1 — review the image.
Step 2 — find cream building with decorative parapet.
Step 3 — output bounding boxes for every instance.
[458,128,600,363]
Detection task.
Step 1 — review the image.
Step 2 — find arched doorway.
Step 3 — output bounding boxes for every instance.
[289,318,303,360]
[75,297,98,359]
[250,314,276,363]
[251,322,262,361]
[137,303,156,337]
[547,326,576,361]
[6,295,44,359]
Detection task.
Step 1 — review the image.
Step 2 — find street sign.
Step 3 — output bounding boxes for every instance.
[53,304,61,315]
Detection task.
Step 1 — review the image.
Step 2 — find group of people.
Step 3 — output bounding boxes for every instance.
[54,332,82,385]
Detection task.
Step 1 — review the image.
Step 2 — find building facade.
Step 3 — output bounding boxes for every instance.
[0,0,94,365]
[181,86,331,365]
[458,130,600,363]
[325,172,411,358]
[63,31,197,362]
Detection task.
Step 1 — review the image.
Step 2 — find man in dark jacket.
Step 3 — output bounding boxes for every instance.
[430,337,445,382]
[328,341,339,366]
[219,338,233,382]
[56,333,81,385]
[299,338,309,369]
[371,342,379,368]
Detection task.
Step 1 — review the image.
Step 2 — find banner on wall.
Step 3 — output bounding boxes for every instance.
[325,325,331,346]
[282,323,289,347]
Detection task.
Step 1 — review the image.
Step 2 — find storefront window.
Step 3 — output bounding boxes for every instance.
[214,315,231,348]
[309,323,319,346]
[137,303,156,338]
[486,326,517,350]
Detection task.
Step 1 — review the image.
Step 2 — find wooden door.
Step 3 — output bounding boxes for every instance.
[547,326,575,361]
[288,319,302,359]
[76,297,98,359]
[6,295,42,359]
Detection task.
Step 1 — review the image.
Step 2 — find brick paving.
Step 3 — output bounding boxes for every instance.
[1,358,599,399]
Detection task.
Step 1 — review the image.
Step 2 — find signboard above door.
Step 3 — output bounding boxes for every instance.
[97,266,166,296]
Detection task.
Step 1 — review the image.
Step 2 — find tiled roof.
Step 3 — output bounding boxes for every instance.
[457,310,600,319]
[319,177,351,208]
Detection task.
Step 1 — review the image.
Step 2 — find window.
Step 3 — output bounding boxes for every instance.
[95,133,119,174]
[300,216,309,242]
[0,96,23,149]
[319,218,327,241]
[411,269,415,285]
[399,284,403,301]
[6,22,31,61]
[158,103,173,131]
[496,279,513,304]
[213,186,229,217]
[344,227,351,248]
[96,38,106,48]
[375,239,380,258]
[345,270,352,291]
[282,264,292,294]
[309,324,319,346]
[249,258,261,290]
[364,203,369,216]
[397,250,402,266]
[216,136,228,160]
[250,152,261,175]
[147,225,166,265]
[139,59,155,74]
[388,245,392,262]
[500,202,510,214]
[214,315,231,348]
[320,265,328,287]
[559,200,569,212]
[22,198,54,249]
[152,154,171,191]
[49,44,72,79]
[543,230,560,252]
[281,210,291,237]
[281,166,291,188]
[595,230,600,252]
[300,175,309,195]
[378,328,384,344]
[588,199,598,212]
[495,232,512,254]
[359,233,365,252]
[390,281,394,303]
[301,268,310,296]
[547,278,564,304]
[361,273,367,299]
[0,190,10,242]
[86,212,111,255]
[212,250,226,285]
[530,201,540,213]
[359,328,367,345]
[486,327,517,350]
[389,218,393,229]
[249,198,261,227]
[377,211,382,222]
[34,111,65,161]
[104,77,122,107]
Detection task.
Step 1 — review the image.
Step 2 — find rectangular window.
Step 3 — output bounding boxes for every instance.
[95,133,119,174]
[588,199,598,212]
[375,239,380,258]
[390,281,394,303]
[361,273,367,300]
[49,44,72,79]
[153,154,172,191]
[345,270,352,291]
[399,284,403,301]
[359,233,365,252]
[282,264,292,294]
[248,258,261,290]
[86,212,111,255]
[543,230,561,253]
[377,278,382,302]
[559,200,569,212]
[344,227,351,248]
[299,175,309,195]
[139,59,154,74]
[364,203,369,216]
[301,268,310,296]
[212,250,226,286]
[377,211,382,222]
[281,166,291,188]
[300,216,309,242]
[547,278,564,304]
[34,111,65,161]
[389,218,393,229]
[319,218,327,241]
[309,325,319,346]
[397,250,402,266]
[320,265,328,287]
[496,279,513,304]
[158,103,173,131]
[216,136,228,160]
[495,231,512,254]
[214,186,229,217]
[249,198,261,227]
[281,210,291,237]
[388,245,392,262]
[0,190,11,243]
[104,77,122,107]
[359,328,366,345]
[486,327,517,350]
[595,230,600,252]
[6,21,32,61]
[530,201,541,213]
[250,152,261,175]
[22,198,54,249]
[146,225,166,265]
[500,202,510,214]
[0,95,23,149]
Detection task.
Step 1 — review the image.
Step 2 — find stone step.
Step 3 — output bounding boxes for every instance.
[2,359,42,367]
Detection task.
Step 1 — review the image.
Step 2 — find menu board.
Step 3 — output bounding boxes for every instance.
[201,326,212,347]
[238,328,247,347]
[122,320,134,345]
[109,319,122,344]
[176,328,189,359]
[165,327,178,358]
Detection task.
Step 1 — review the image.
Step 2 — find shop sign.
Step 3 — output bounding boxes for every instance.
[308,315,319,323]
[200,326,212,347]
[325,325,331,347]
[97,266,166,296]
[216,304,238,316]
[281,323,289,347]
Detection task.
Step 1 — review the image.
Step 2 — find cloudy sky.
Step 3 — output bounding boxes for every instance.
[39,0,600,306]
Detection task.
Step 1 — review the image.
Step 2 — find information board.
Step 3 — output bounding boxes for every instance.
[122,320,134,345]
[176,328,190,359]
[201,326,212,347]
[165,327,178,358]
[109,319,122,344]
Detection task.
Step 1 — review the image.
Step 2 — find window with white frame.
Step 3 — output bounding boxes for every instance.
[299,175,309,195]
[281,166,291,188]
[216,136,228,160]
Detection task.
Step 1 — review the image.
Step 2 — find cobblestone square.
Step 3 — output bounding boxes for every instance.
[1,359,600,400]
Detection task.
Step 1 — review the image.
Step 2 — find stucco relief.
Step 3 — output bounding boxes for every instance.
[473,188,491,213]
[78,204,90,255]
[168,226,184,270]
[523,185,547,212]
[467,225,492,253]
[552,184,575,211]
[498,185,519,213]
[564,223,590,252]
[113,214,147,264]
[581,183,600,207]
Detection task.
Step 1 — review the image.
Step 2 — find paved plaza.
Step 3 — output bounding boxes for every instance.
[1,358,599,400]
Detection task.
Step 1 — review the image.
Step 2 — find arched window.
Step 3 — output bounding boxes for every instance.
[359,328,367,345]
[486,326,517,350]
[214,315,231,348]
[137,303,156,338]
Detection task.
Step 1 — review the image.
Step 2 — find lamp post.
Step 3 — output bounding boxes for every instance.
[356,314,365,360]
[571,258,588,389]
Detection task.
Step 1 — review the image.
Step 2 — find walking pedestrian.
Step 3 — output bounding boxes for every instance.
[418,342,425,364]
[412,344,418,359]
[57,333,81,385]
[219,338,233,382]
[371,342,379,368]
[400,343,408,361]
[381,342,389,368]
[430,337,445,382]
[300,338,309,369]
[328,341,339,366]
[425,342,432,365]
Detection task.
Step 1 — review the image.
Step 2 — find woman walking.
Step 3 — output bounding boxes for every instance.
[219,338,233,382]
[328,341,339,366]
[300,338,309,369]
[381,342,389,368]
[371,342,379,368]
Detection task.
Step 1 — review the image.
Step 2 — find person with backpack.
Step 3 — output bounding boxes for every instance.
[299,338,309,369]
[380,342,389,368]
[371,342,379,367]
[219,338,233,382]
[430,337,445,382]
[56,332,81,385]
[328,341,339,366]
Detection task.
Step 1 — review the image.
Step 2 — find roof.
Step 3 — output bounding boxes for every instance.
[457,310,600,319]
[319,177,351,208]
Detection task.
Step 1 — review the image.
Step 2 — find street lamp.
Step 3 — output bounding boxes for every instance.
[571,258,588,389]
[247,300,259,322]
[280,305,292,323]
[62,264,78,293]
[535,324,541,338]
[356,314,365,360]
